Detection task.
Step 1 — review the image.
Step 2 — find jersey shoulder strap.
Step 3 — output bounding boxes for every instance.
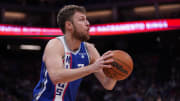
[56,36,69,53]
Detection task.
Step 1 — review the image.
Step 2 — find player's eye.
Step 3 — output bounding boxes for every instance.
[79,17,86,21]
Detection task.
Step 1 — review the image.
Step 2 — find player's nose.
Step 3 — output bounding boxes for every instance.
[85,19,90,27]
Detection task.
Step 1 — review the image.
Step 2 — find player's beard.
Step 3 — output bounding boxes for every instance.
[72,24,90,42]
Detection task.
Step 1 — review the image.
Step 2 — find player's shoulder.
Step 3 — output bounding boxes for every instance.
[84,42,95,50]
[84,42,97,54]
[84,42,100,63]
[43,38,64,58]
[46,38,63,49]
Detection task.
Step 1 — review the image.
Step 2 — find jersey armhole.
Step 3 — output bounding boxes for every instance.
[56,37,65,59]
[84,42,91,64]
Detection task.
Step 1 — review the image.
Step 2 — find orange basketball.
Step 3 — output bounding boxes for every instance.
[103,50,134,80]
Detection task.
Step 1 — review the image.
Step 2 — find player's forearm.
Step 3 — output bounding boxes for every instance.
[103,77,117,90]
[50,65,94,84]
[94,70,117,90]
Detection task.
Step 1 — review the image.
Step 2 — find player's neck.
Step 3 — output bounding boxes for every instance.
[64,34,81,52]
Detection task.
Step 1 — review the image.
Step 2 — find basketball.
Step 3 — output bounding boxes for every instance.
[103,50,134,80]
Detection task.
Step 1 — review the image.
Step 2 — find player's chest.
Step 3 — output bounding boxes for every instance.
[63,52,89,69]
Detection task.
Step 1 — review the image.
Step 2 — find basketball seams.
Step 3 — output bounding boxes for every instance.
[111,68,126,77]
[103,50,133,80]
[103,68,128,80]
[113,56,132,70]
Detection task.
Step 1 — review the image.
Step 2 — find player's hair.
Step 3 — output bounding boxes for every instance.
[57,5,86,33]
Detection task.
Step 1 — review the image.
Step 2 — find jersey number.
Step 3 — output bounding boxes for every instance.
[56,83,65,96]
[77,64,84,68]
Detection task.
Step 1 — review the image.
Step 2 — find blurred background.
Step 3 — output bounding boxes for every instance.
[0,0,180,101]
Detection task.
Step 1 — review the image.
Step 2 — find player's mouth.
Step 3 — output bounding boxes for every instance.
[87,28,90,32]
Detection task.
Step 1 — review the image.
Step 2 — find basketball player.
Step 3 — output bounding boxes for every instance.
[33,5,117,101]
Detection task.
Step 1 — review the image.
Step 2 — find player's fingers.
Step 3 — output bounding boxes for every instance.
[102,50,112,56]
[103,58,114,64]
[102,53,113,60]
[102,64,112,68]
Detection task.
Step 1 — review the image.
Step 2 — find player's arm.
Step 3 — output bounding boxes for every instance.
[86,43,117,90]
[43,39,112,84]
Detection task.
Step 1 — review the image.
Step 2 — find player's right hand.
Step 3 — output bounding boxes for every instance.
[90,51,114,72]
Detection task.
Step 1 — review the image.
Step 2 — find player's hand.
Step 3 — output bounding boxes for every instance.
[91,51,114,72]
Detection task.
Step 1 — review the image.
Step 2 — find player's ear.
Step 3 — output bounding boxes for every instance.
[65,21,73,31]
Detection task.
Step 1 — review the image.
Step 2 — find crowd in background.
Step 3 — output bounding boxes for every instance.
[0,51,180,101]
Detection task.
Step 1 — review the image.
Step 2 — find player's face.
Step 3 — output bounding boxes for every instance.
[71,12,90,41]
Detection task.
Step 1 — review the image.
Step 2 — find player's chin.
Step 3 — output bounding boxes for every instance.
[86,34,90,40]
[79,35,89,42]
[83,37,90,42]
[83,33,90,41]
